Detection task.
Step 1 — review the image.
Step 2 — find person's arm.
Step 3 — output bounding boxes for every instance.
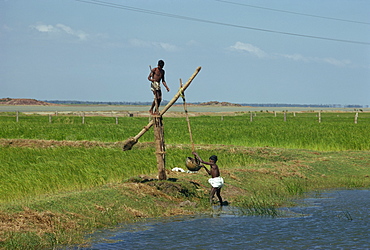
[148,69,154,82]
[193,152,213,165]
[161,70,170,92]
[193,152,212,174]
[203,165,211,175]
[192,152,203,163]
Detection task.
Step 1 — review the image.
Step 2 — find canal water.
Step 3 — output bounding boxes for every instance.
[78,189,370,249]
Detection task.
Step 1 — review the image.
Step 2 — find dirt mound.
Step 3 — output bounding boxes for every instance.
[0,207,79,240]
[199,101,241,107]
[0,98,58,106]
[0,139,122,148]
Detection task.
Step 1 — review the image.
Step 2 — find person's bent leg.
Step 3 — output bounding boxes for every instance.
[149,91,157,114]
[216,188,223,206]
[155,91,162,114]
[149,101,155,115]
[210,188,216,204]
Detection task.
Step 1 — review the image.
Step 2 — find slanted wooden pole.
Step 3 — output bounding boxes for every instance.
[122,66,201,151]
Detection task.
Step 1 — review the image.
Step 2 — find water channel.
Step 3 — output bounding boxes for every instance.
[76,189,369,249]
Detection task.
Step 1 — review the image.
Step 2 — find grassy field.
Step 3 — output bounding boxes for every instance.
[1,112,370,150]
[0,112,369,249]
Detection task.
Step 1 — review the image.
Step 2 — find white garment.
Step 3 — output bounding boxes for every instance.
[171,167,185,172]
[151,81,161,91]
[208,176,224,188]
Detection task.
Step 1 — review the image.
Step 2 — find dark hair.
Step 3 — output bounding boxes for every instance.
[209,155,218,162]
[158,60,165,67]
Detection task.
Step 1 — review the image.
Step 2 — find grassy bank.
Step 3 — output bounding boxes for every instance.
[0,113,369,248]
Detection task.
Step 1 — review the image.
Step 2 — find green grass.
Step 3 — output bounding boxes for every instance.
[1,112,369,150]
[1,112,369,204]
[0,112,369,248]
[0,115,153,142]
[0,146,158,203]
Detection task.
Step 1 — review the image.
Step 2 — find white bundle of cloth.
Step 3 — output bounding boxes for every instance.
[208,176,224,188]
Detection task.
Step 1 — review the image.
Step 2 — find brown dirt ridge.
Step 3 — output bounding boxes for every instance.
[199,101,242,106]
[0,98,58,106]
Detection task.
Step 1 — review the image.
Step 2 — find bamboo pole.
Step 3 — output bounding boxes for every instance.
[122,66,201,151]
[180,78,195,152]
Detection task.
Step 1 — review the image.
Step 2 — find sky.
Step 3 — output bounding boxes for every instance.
[1,0,370,106]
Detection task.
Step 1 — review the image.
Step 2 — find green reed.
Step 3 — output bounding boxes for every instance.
[1,113,369,151]
[0,146,158,203]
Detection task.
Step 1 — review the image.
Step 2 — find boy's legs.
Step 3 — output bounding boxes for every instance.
[210,187,223,205]
[209,187,216,204]
[149,90,162,114]
[216,188,223,205]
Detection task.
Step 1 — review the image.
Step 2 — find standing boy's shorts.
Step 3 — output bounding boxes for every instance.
[151,81,161,91]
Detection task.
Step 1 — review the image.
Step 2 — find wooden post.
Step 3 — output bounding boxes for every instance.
[274,111,276,117]
[284,112,287,122]
[16,111,19,122]
[250,112,253,122]
[318,111,321,123]
[82,112,85,124]
[49,114,52,123]
[153,115,167,180]
[354,112,358,124]
[116,117,119,125]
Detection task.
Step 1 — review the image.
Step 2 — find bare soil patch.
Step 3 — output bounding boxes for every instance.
[0,98,58,106]
[0,139,123,148]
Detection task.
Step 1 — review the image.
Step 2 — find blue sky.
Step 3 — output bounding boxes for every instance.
[1,0,369,105]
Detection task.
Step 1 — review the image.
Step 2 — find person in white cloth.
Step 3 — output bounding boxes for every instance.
[193,152,224,205]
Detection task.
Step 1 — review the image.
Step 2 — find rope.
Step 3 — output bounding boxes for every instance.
[180,79,195,152]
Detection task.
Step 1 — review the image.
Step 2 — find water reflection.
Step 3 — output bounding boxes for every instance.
[77,189,370,250]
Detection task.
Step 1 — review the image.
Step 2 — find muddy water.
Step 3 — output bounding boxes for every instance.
[78,189,370,249]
